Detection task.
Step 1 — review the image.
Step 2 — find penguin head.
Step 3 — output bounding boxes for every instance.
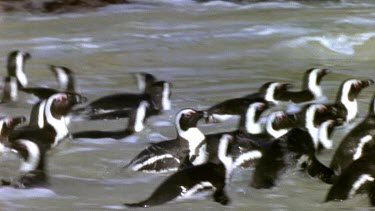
[262,82,291,105]
[175,108,204,132]
[338,79,374,102]
[48,93,85,118]
[274,111,298,129]
[49,65,75,91]
[304,68,329,88]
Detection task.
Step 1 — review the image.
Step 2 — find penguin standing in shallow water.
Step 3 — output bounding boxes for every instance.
[330,95,375,175]
[125,108,206,173]
[124,134,242,208]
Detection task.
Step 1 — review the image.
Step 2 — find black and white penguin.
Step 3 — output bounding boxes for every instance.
[328,78,374,123]
[292,104,340,150]
[250,128,335,189]
[330,95,375,175]
[326,153,375,205]
[263,110,298,139]
[6,50,31,88]
[316,119,342,151]
[0,76,18,103]
[275,68,329,104]
[203,102,268,168]
[71,100,149,140]
[8,93,85,150]
[0,116,26,151]
[72,81,171,121]
[203,82,287,123]
[1,138,49,188]
[124,134,240,208]
[125,108,207,173]
[20,65,80,100]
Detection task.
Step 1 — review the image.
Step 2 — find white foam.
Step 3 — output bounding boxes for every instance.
[0,187,56,200]
[285,32,375,55]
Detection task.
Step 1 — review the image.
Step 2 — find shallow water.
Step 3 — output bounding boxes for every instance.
[0,0,374,210]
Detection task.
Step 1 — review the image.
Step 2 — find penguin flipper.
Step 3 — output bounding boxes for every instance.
[307,156,336,184]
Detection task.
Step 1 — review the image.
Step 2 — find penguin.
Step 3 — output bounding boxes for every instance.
[316,119,343,151]
[124,134,242,208]
[263,110,298,139]
[72,81,171,121]
[0,116,26,151]
[0,76,18,103]
[327,78,374,123]
[6,50,31,88]
[330,95,375,175]
[20,65,79,100]
[133,72,157,94]
[250,128,335,189]
[203,102,269,168]
[1,138,49,188]
[275,68,329,104]
[291,104,340,150]
[8,93,85,150]
[71,100,149,140]
[203,82,289,123]
[125,108,206,173]
[326,153,375,205]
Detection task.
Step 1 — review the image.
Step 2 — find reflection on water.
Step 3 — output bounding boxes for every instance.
[0,0,374,210]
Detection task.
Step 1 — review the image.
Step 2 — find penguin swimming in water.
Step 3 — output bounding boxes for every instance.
[125,108,206,173]
[124,134,249,208]
[275,68,329,104]
[0,116,26,152]
[20,65,80,100]
[326,78,374,123]
[71,81,171,121]
[326,153,375,206]
[203,82,288,123]
[1,137,50,188]
[8,93,85,150]
[71,100,149,140]
[250,128,335,189]
[330,95,375,175]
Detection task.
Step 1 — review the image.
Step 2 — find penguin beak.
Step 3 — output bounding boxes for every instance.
[24,52,31,60]
[359,79,374,89]
[319,68,330,76]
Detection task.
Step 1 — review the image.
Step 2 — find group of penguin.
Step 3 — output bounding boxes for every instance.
[0,50,374,208]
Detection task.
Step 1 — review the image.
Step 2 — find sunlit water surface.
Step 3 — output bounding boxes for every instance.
[0,0,374,210]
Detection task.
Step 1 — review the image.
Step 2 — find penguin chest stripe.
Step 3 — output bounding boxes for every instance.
[349,174,374,198]
[234,150,262,168]
[178,182,215,199]
[353,135,373,160]
[132,154,179,171]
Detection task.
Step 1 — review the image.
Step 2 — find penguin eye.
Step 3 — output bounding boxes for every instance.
[184,113,191,118]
